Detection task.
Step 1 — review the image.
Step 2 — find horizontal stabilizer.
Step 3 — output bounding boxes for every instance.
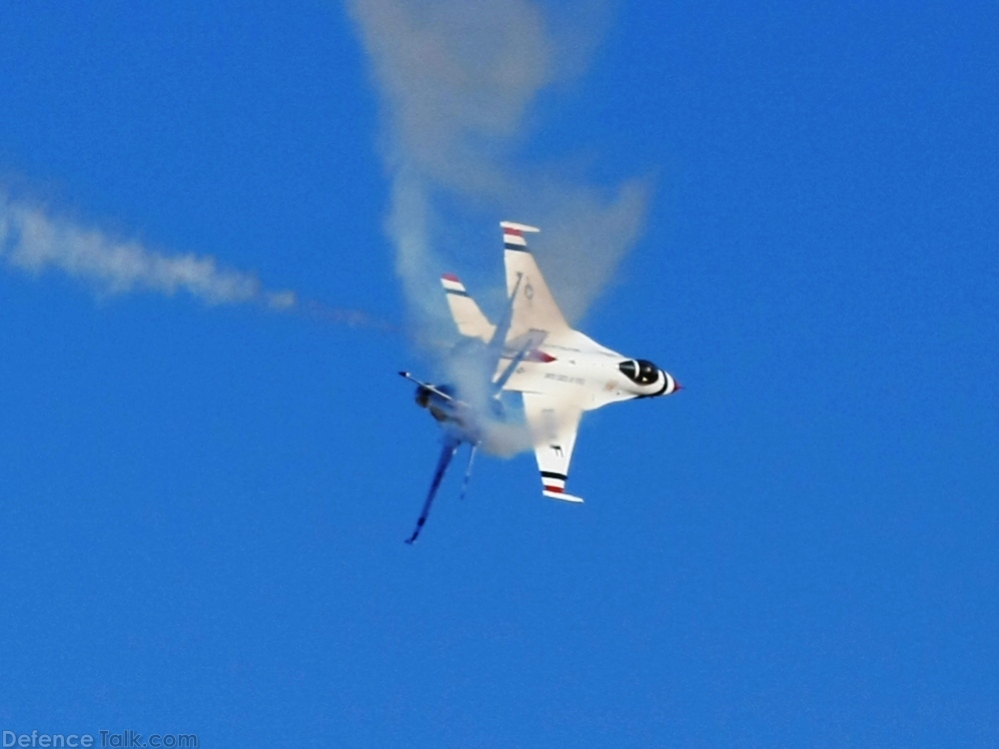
[441,273,495,342]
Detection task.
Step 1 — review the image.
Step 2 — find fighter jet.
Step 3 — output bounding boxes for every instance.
[401,221,681,543]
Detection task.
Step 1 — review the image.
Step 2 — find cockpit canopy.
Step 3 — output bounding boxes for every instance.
[619,359,660,385]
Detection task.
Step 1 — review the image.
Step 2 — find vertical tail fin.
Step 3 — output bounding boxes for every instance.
[441,273,496,341]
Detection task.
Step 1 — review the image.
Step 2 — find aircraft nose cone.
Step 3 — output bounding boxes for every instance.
[661,370,682,396]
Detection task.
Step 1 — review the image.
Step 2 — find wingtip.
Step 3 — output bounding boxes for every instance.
[543,490,585,504]
[500,220,540,233]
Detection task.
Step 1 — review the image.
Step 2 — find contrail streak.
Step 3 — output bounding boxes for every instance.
[0,191,396,333]
[0,192,295,309]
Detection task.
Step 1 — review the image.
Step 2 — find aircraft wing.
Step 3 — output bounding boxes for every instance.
[501,222,572,340]
[522,391,585,503]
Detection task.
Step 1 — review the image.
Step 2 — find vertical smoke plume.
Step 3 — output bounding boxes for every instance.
[346,0,649,325]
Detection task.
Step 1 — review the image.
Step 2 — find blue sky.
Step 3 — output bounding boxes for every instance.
[1,2,997,747]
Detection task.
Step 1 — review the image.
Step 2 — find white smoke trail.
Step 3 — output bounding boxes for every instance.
[346,0,650,324]
[0,190,404,337]
[0,192,296,309]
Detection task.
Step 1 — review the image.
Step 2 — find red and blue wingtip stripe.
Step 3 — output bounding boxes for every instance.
[503,228,527,251]
[440,273,471,297]
[500,221,539,252]
[541,470,567,494]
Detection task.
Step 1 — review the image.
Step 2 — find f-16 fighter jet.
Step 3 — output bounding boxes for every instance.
[401,222,680,543]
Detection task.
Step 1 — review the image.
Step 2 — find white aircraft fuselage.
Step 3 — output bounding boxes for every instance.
[400,220,680,542]
[500,330,679,413]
